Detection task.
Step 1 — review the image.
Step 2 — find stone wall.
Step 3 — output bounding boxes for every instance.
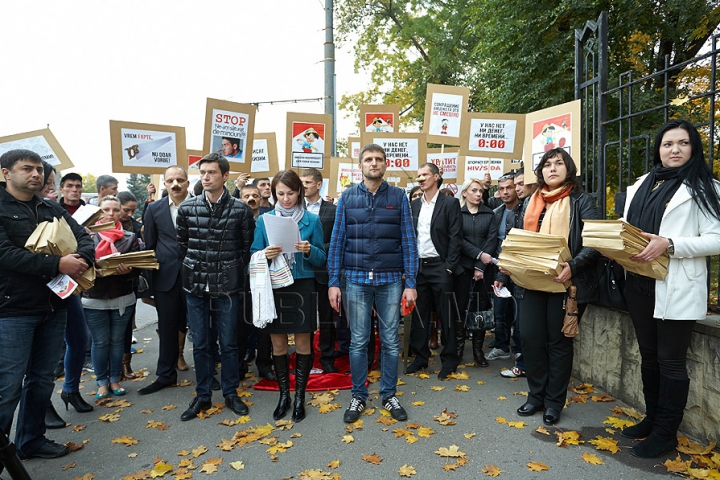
[572,305,720,442]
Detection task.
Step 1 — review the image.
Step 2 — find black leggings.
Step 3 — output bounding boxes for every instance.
[625,275,695,381]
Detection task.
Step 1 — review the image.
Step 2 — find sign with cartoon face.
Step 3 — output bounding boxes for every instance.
[328,157,363,198]
[423,84,470,146]
[0,128,73,170]
[286,112,332,172]
[203,98,256,173]
[110,121,187,174]
[359,104,401,146]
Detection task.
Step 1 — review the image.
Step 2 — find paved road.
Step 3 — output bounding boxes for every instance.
[11,303,671,479]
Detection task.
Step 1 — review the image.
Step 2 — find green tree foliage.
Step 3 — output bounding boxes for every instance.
[81,173,97,193]
[126,173,151,216]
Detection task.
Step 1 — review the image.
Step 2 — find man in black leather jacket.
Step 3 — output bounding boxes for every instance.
[176,153,255,421]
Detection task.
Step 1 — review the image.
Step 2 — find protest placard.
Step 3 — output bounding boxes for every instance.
[426,148,459,182]
[523,99,581,183]
[110,121,187,174]
[328,157,363,198]
[251,133,279,176]
[0,128,73,170]
[187,148,202,171]
[459,112,525,160]
[347,136,361,160]
[286,112,332,172]
[202,98,256,173]
[423,84,470,146]
[456,156,508,185]
[371,133,426,187]
[359,104,401,146]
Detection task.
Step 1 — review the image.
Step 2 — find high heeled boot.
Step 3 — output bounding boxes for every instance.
[272,354,291,420]
[455,322,466,362]
[472,330,488,367]
[622,366,659,439]
[292,353,313,422]
[631,376,688,458]
[45,404,67,429]
[122,352,136,380]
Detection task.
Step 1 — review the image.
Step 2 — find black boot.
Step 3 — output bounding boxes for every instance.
[455,322,466,361]
[292,353,313,422]
[272,354,291,420]
[622,366,659,439]
[631,376,688,458]
[45,404,67,429]
[472,330,488,367]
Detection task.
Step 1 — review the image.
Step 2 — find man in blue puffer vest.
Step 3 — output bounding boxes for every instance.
[328,144,418,423]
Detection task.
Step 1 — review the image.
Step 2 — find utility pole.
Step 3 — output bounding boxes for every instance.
[324,0,336,156]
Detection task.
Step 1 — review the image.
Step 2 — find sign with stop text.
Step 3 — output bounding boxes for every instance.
[460,112,525,160]
[203,98,256,173]
[0,128,74,170]
[110,120,187,174]
[372,133,426,187]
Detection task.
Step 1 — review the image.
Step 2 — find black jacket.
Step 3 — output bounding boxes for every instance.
[176,189,255,297]
[411,193,463,274]
[143,198,183,292]
[459,203,498,274]
[513,189,600,304]
[0,185,95,317]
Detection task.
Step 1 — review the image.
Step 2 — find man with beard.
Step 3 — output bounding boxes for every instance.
[138,166,192,395]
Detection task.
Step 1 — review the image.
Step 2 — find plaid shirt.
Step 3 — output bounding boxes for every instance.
[327,183,418,289]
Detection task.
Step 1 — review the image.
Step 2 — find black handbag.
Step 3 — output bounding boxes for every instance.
[593,257,627,311]
[465,280,495,331]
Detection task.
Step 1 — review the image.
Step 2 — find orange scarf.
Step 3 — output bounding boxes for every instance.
[523,184,572,234]
[95,221,125,260]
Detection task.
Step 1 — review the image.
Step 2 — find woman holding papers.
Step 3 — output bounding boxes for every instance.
[251,170,326,422]
[455,178,498,366]
[622,120,720,458]
[506,148,599,426]
[82,195,141,399]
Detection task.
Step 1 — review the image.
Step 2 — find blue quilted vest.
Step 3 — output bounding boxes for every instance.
[342,181,405,272]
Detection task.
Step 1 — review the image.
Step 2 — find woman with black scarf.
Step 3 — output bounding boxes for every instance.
[622,119,720,458]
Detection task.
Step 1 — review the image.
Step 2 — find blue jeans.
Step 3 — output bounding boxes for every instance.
[63,295,89,393]
[84,306,134,386]
[0,310,67,456]
[186,294,240,399]
[344,280,402,400]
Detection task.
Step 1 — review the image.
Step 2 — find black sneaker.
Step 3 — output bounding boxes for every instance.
[382,396,408,421]
[343,396,366,423]
[82,360,94,373]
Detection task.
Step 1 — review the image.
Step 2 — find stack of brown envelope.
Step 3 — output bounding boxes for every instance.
[498,229,572,293]
[581,220,668,280]
[24,216,96,292]
[95,250,159,277]
[71,204,103,227]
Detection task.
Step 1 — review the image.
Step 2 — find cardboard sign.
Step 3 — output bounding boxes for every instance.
[423,84,470,146]
[348,136,361,160]
[457,156,508,185]
[0,128,73,170]
[359,104,401,146]
[460,113,525,160]
[426,148,459,181]
[203,98,256,172]
[523,99,581,183]
[187,149,203,171]
[371,133,426,187]
[251,133,280,176]
[110,121,187,174]
[328,157,362,198]
[286,112,332,172]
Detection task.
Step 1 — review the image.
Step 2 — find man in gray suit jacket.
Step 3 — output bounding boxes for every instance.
[139,166,191,395]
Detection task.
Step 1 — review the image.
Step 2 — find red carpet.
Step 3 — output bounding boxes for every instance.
[253,332,380,392]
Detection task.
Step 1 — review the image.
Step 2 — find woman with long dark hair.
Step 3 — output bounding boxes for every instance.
[621,120,720,458]
[506,148,600,426]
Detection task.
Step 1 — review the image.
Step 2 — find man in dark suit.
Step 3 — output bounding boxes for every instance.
[301,168,339,373]
[138,166,191,395]
[407,163,463,379]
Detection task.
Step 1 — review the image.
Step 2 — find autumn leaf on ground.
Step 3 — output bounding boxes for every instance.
[589,436,620,454]
[161,404,177,411]
[297,469,335,480]
[495,417,507,424]
[192,445,208,458]
[676,438,716,455]
[430,386,445,391]
[199,462,219,474]
[178,459,197,469]
[290,433,302,439]
[319,403,341,413]
[309,392,336,407]
[216,438,235,451]
[482,464,501,477]
[377,416,397,426]
[591,393,614,402]
[406,435,418,444]
[604,428,616,435]
[361,407,375,416]
[571,395,588,404]
[527,461,550,472]
[455,385,470,392]
[72,425,86,432]
[611,406,644,420]
[449,371,470,380]
[663,454,690,474]
[464,433,476,439]
[393,428,414,439]
[507,421,527,429]
[435,445,466,458]
[556,431,584,447]
[362,453,383,464]
[417,427,434,438]
[398,464,417,477]
[397,378,406,385]
[98,413,120,422]
[367,370,381,383]
[146,420,164,429]
[411,401,425,406]
[457,458,469,467]
[177,450,191,456]
[603,417,635,429]
[275,419,293,430]
[62,462,76,471]
[433,412,457,426]
[569,382,594,394]
[267,440,293,454]
[141,409,153,414]
[342,434,354,443]
[442,464,458,471]
[72,475,95,480]
[418,373,430,379]
[536,426,550,435]
[327,459,340,469]
[149,462,174,478]
[497,396,507,401]
[477,380,485,385]
[177,379,194,387]
[581,452,604,465]
[351,419,364,429]
[112,435,138,447]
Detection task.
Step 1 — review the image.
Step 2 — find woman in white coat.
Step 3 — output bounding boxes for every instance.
[622,119,720,458]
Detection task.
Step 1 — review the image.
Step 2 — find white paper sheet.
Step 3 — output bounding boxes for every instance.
[263,214,301,253]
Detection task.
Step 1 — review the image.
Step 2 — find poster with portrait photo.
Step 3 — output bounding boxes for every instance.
[359,104,400,146]
[522,99,581,183]
[372,133,426,187]
[423,84,470,146]
[286,112,332,172]
[203,98,256,173]
[251,133,280,176]
[0,128,73,170]
[460,112,526,160]
[348,136,361,160]
[328,157,363,198]
[426,148,459,182]
[110,121,187,174]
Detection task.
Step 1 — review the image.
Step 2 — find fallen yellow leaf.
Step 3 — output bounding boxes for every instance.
[417,427,434,438]
[342,435,354,443]
[497,396,507,401]
[111,435,138,447]
[411,401,425,406]
[527,461,550,472]
[398,464,417,477]
[192,445,208,458]
[442,463,458,471]
[581,452,604,465]
[229,460,244,470]
[362,453,383,464]
[327,459,340,469]
[418,373,430,379]
[455,385,470,392]
[464,433,476,439]
[589,436,620,454]
[430,386,445,391]
[482,464,501,477]
[435,445,466,458]
[507,421,526,429]
[150,462,174,478]
[495,417,507,424]
[536,426,550,435]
